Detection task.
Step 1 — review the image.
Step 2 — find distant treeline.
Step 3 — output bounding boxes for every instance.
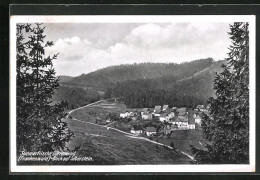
[67,58,214,90]
[52,86,101,109]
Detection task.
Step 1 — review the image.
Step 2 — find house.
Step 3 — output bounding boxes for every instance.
[120,113,126,118]
[142,111,153,120]
[120,111,131,118]
[129,112,136,117]
[172,107,177,110]
[154,105,162,116]
[162,105,169,111]
[171,116,189,130]
[130,125,143,135]
[145,126,156,136]
[163,124,178,135]
[188,116,195,129]
[141,108,149,115]
[159,113,170,122]
[168,111,175,119]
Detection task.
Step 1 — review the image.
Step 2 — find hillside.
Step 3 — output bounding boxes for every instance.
[108,60,226,108]
[58,75,74,83]
[64,58,214,90]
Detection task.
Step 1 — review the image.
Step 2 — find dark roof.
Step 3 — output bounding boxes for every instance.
[145,126,156,132]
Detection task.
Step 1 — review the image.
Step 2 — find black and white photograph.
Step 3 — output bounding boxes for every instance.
[10,15,256,173]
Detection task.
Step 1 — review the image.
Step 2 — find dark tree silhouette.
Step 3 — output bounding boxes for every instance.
[191,22,249,164]
[16,23,73,152]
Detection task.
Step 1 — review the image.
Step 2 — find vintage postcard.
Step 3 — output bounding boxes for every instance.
[10,15,255,173]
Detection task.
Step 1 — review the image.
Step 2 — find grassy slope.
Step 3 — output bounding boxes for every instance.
[67,120,191,165]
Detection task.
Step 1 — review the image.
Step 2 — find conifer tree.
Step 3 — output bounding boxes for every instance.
[190,22,249,164]
[16,23,73,152]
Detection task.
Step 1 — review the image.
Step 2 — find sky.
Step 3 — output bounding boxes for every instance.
[43,23,231,77]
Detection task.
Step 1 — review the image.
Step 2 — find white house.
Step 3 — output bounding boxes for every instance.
[120,113,126,118]
[171,116,189,130]
[142,111,153,120]
[145,126,156,136]
[159,113,170,122]
[130,125,143,135]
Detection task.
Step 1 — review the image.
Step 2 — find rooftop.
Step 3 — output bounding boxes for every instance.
[145,126,156,132]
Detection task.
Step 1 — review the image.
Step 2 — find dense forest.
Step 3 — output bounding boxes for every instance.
[105,60,225,108]
[52,86,100,109]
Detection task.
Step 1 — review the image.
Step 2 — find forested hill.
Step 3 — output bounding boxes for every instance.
[106,59,226,108]
[57,58,226,108]
[64,58,214,90]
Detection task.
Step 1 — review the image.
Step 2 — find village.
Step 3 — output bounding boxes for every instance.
[102,103,211,137]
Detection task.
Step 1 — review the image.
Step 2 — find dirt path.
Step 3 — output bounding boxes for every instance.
[67,102,195,161]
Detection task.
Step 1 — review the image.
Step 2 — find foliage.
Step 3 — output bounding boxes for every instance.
[16,23,73,152]
[52,86,100,109]
[191,22,249,164]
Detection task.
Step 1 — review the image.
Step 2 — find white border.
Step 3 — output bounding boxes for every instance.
[10,15,256,173]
